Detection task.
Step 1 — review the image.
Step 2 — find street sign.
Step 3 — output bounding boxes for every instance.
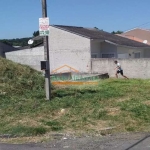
[39,17,49,36]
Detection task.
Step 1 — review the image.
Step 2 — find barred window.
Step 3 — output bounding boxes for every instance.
[102,54,114,58]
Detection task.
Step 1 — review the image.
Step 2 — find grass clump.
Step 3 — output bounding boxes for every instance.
[0,57,45,98]
[5,126,47,136]
[119,99,150,122]
[0,57,150,137]
[45,120,63,131]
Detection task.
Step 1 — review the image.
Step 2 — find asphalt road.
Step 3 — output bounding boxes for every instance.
[0,133,150,150]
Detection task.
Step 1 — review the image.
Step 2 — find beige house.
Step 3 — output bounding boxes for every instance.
[118,28,150,45]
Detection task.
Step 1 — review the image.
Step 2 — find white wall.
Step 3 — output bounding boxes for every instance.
[6,46,44,71]
[5,26,91,73]
[49,26,91,73]
[91,58,150,79]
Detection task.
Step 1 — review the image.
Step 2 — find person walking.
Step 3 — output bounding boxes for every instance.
[114,60,128,79]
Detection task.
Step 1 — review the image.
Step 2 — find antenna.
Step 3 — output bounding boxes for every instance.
[143,40,147,44]
[28,39,34,45]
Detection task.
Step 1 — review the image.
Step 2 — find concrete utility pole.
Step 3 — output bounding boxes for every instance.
[42,0,51,100]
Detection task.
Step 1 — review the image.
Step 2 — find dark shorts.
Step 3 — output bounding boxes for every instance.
[117,70,123,75]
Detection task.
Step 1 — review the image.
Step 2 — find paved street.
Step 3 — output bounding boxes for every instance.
[0,133,150,150]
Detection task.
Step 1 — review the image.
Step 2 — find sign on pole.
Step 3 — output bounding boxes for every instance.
[39,17,49,36]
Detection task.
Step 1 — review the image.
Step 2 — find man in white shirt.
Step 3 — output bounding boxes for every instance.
[114,60,128,79]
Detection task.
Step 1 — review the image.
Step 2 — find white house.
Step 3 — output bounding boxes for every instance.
[49,25,150,73]
[6,25,150,73]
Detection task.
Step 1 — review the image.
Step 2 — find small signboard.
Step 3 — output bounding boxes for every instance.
[39,17,49,36]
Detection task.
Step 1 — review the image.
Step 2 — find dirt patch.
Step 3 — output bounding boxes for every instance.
[116,97,129,102]
[0,135,52,144]
[11,117,42,127]
[106,107,120,116]
[86,120,110,131]
[143,101,150,106]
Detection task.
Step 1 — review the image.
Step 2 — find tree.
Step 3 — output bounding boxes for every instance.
[111,31,123,34]
[0,38,30,47]
[94,27,99,30]
[0,30,40,47]
[31,30,43,48]
[33,31,39,37]
[1,40,12,46]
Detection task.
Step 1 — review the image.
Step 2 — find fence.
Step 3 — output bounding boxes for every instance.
[91,58,150,79]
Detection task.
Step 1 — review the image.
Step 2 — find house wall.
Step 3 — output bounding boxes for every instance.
[117,46,130,58]
[91,58,150,79]
[117,46,144,58]
[6,46,44,71]
[90,41,148,59]
[91,41,101,57]
[144,49,150,58]
[100,42,117,58]
[91,41,117,58]
[49,26,91,73]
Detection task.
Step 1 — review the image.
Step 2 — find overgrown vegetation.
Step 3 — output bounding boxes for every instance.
[0,30,41,47]
[0,57,150,137]
[0,38,31,47]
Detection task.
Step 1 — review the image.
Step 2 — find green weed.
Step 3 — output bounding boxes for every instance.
[45,120,63,131]
[5,126,47,136]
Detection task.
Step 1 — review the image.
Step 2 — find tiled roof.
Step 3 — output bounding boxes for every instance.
[53,25,150,47]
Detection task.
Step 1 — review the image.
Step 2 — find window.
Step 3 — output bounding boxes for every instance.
[134,52,140,58]
[91,53,98,58]
[102,54,115,58]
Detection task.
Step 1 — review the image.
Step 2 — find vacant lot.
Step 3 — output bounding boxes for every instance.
[0,57,150,142]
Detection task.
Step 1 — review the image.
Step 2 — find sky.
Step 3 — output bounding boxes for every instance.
[0,0,150,39]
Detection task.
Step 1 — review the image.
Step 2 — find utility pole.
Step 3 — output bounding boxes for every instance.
[42,0,51,100]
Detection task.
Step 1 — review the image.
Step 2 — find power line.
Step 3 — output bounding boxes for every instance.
[123,22,150,32]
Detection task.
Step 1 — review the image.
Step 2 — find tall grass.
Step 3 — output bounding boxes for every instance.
[0,57,150,136]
